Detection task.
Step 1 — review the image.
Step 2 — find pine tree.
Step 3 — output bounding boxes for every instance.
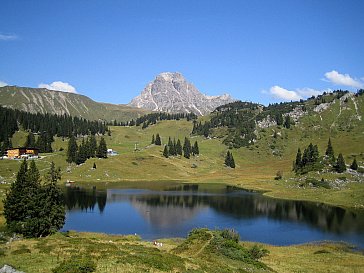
[325,138,335,161]
[151,134,155,144]
[192,141,199,156]
[168,137,176,156]
[76,139,87,165]
[275,113,283,126]
[26,160,41,189]
[301,147,309,167]
[96,137,107,158]
[176,139,182,156]
[230,152,235,168]
[163,145,169,158]
[25,132,36,147]
[183,137,191,159]
[3,160,63,237]
[155,134,161,145]
[93,162,97,169]
[225,151,235,168]
[67,135,78,163]
[89,135,97,158]
[335,153,346,173]
[85,137,92,159]
[294,148,302,172]
[172,138,177,156]
[225,151,231,167]
[350,158,358,170]
[36,161,65,237]
[4,160,30,233]
[0,142,5,157]
[283,115,291,129]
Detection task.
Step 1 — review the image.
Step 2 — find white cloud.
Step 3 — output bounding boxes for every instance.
[267,86,330,101]
[269,86,303,101]
[324,70,363,89]
[38,81,77,93]
[0,81,8,87]
[0,34,18,41]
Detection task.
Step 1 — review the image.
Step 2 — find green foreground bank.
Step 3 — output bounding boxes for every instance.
[1,229,363,273]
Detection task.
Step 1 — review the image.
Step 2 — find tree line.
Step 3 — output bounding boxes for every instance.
[67,135,108,165]
[150,133,199,159]
[0,105,109,153]
[109,112,197,128]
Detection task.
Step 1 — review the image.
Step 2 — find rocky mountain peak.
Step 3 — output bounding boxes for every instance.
[128,72,235,115]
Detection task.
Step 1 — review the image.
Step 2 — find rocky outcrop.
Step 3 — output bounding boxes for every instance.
[128,72,235,115]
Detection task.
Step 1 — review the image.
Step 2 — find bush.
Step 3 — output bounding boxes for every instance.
[248,244,269,260]
[52,258,96,273]
[305,178,331,189]
[221,229,240,243]
[274,170,283,180]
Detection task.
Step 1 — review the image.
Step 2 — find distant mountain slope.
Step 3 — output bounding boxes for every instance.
[0,86,149,122]
[128,72,235,115]
[193,90,364,149]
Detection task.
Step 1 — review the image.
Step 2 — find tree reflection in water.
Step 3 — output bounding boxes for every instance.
[63,184,364,235]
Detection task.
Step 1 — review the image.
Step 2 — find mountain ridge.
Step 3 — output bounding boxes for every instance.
[0,85,149,122]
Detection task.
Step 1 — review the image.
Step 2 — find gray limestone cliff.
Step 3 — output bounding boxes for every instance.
[128,72,235,115]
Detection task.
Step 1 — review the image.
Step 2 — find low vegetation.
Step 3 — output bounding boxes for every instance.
[0,229,363,272]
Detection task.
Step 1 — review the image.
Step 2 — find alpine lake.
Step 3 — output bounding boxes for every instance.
[62,182,364,248]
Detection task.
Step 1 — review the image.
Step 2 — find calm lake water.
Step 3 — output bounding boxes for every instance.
[62,183,364,247]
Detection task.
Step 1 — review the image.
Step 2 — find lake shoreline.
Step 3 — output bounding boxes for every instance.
[62,178,364,211]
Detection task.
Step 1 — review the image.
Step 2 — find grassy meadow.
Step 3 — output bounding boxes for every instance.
[1,230,364,273]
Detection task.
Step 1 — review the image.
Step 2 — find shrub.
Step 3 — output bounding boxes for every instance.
[52,258,96,273]
[221,229,240,243]
[305,178,331,189]
[248,244,269,260]
[274,170,283,180]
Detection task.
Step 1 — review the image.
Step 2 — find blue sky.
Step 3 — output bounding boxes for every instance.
[0,0,363,105]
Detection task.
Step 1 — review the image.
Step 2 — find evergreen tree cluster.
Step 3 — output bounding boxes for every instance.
[151,133,162,145]
[192,101,298,148]
[0,105,108,153]
[3,160,65,237]
[109,112,197,128]
[356,89,364,97]
[192,121,211,137]
[293,138,353,174]
[67,136,107,165]
[161,136,199,159]
[225,151,235,168]
[293,143,320,174]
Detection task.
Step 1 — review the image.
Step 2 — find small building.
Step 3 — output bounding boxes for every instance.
[6,147,39,159]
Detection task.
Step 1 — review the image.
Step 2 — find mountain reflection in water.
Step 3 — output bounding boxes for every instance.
[63,184,364,246]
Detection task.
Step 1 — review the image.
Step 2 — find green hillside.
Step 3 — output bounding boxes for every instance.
[0,86,149,122]
[0,91,363,210]
[1,90,364,273]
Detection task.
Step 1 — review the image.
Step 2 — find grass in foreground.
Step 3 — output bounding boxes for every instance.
[0,229,363,273]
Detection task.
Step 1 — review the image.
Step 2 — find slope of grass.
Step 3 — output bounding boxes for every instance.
[0,230,363,273]
[0,96,363,211]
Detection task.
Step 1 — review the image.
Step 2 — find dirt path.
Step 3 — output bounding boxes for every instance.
[193,233,213,257]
